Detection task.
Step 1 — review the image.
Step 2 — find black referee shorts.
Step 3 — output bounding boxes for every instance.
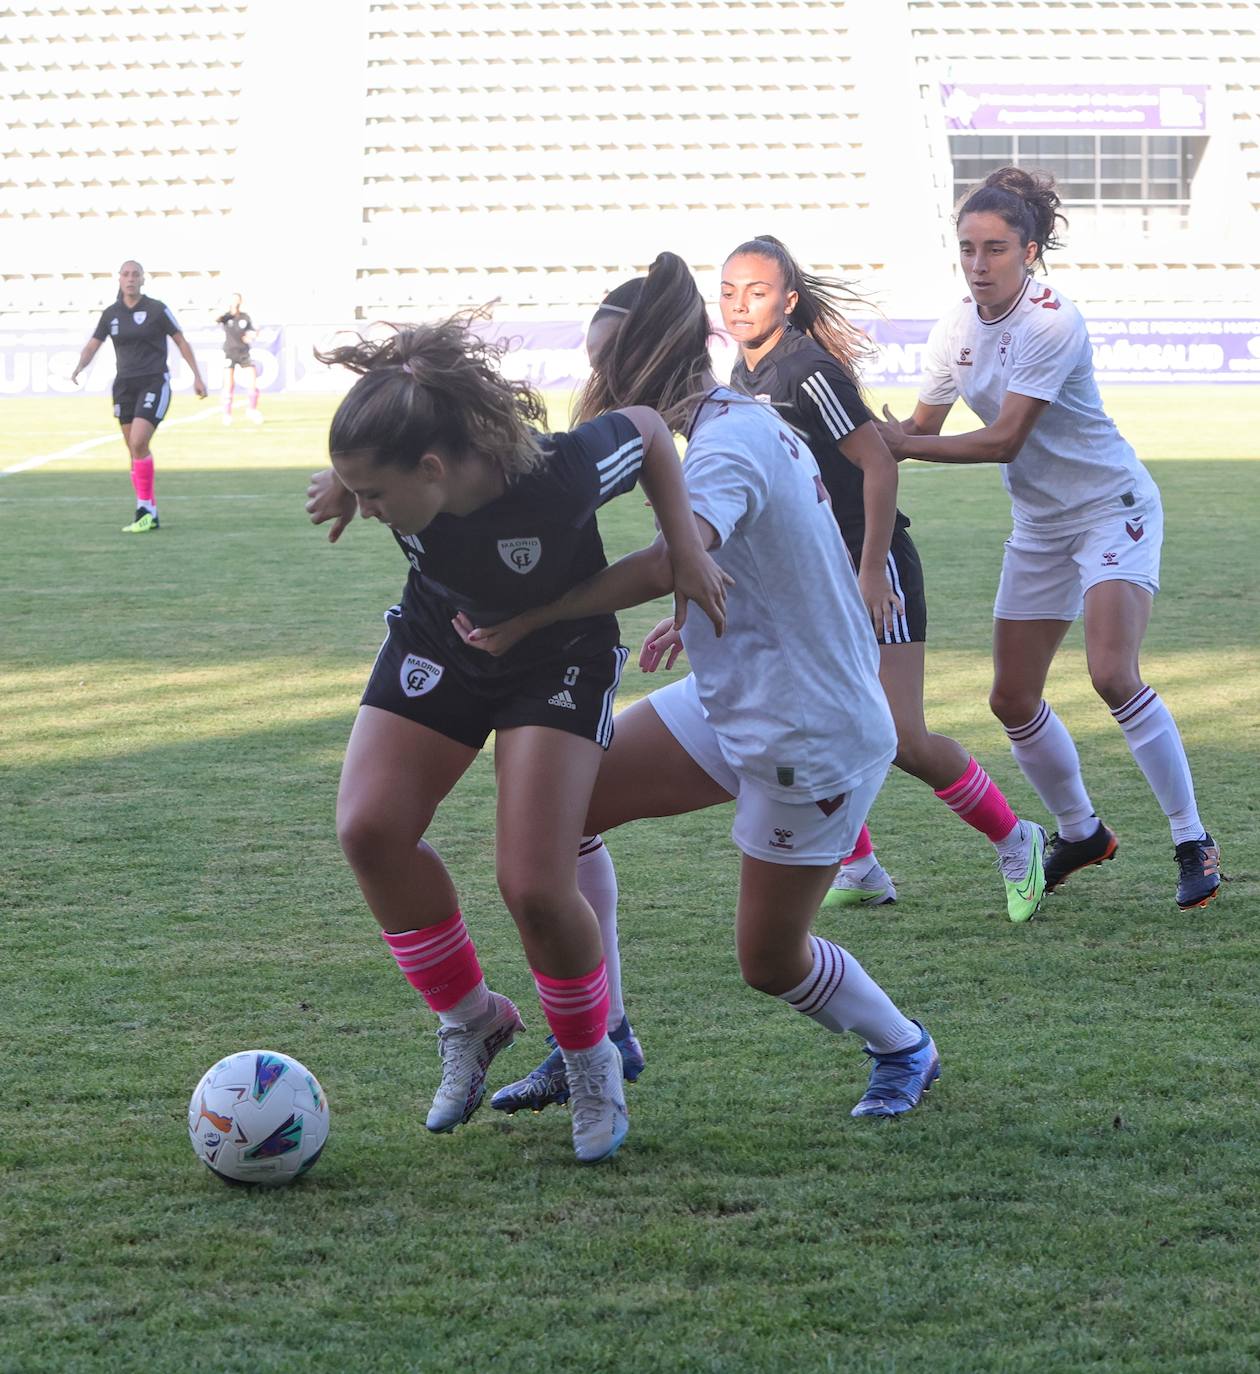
[361,607,628,750]
[113,373,172,428]
[224,350,255,370]
[844,526,928,645]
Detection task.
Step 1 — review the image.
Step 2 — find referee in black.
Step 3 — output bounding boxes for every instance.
[71,259,207,532]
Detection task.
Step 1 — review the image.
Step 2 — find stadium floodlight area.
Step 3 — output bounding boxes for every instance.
[1,0,1258,328]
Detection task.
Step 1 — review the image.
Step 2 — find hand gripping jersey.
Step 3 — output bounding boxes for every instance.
[217,310,255,359]
[92,296,182,380]
[390,412,645,679]
[919,278,1158,533]
[729,325,908,538]
[679,388,897,801]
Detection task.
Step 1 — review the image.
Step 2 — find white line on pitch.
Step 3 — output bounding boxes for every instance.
[0,407,216,477]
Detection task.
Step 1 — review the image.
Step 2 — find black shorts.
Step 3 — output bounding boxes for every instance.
[224,351,254,370]
[361,606,628,750]
[844,525,928,645]
[113,374,172,428]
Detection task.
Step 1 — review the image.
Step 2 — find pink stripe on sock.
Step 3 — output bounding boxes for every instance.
[533,962,610,1051]
[131,456,155,504]
[381,912,482,1012]
[843,824,874,865]
[934,757,1019,844]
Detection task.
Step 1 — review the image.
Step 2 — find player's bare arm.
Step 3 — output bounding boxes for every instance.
[879,393,1046,465]
[306,466,357,542]
[171,332,208,398]
[837,420,905,636]
[71,335,103,385]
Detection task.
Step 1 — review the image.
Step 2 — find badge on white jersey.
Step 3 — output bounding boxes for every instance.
[133,311,147,324]
[400,654,443,697]
[498,538,541,574]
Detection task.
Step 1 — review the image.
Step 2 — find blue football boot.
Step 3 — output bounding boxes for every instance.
[490,1014,644,1114]
[850,1021,940,1118]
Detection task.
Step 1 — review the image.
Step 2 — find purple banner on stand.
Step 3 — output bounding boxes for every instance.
[941,83,1208,132]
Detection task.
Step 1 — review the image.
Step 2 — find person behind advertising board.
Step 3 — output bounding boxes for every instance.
[875,166,1220,911]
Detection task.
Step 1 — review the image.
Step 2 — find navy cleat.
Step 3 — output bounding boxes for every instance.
[1043,820,1118,893]
[1175,832,1222,910]
[490,1014,644,1115]
[850,1022,940,1119]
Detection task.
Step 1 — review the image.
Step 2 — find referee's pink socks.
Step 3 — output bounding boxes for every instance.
[381,912,490,1024]
[533,962,610,1051]
[934,756,1019,845]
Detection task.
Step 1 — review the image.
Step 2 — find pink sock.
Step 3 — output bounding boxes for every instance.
[249,387,260,410]
[131,456,155,505]
[381,912,483,1013]
[533,962,610,1051]
[842,824,874,866]
[223,374,234,414]
[934,757,1018,845]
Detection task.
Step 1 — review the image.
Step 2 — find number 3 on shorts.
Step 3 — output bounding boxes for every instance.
[563,665,580,686]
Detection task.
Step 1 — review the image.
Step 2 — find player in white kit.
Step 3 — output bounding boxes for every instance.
[461,254,941,1122]
[876,167,1220,911]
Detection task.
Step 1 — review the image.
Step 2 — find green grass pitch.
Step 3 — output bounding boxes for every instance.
[1,389,1257,1373]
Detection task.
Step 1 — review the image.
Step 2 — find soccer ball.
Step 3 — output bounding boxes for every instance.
[188,1049,329,1186]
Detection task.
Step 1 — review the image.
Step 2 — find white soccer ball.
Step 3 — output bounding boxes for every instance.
[188,1050,329,1186]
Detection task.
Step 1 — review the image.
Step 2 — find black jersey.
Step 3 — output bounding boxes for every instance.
[391,411,646,679]
[217,310,254,357]
[92,295,182,381]
[729,326,908,536]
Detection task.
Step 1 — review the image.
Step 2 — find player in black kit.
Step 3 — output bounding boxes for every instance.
[71,260,207,532]
[721,237,1044,923]
[215,293,262,426]
[303,314,729,1164]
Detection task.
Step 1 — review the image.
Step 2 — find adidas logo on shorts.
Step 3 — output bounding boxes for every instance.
[547,689,577,710]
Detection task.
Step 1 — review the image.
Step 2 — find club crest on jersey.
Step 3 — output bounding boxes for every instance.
[957,347,973,367]
[133,310,147,324]
[400,654,443,697]
[498,538,541,574]
[999,331,1012,367]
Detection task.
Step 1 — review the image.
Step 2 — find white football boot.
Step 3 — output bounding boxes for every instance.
[426,992,524,1133]
[563,1035,629,1163]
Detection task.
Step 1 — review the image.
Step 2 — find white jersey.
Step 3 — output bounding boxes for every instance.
[919,278,1159,534]
[678,387,897,802]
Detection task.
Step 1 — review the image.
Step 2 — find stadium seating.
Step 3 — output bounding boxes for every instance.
[1,0,1257,322]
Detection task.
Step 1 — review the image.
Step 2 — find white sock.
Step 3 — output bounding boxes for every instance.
[139,499,156,515]
[1111,687,1204,844]
[840,852,878,880]
[437,979,493,1029]
[992,820,1028,860]
[780,936,920,1054]
[1005,700,1096,841]
[577,835,625,1031]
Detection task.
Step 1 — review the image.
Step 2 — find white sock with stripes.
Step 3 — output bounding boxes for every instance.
[1004,700,1097,841]
[577,835,625,1031]
[1110,687,1204,844]
[780,936,920,1054]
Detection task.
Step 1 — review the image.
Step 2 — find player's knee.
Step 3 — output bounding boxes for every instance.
[1089,663,1141,710]
[336,804,409,874]
[989,684,1037,729]
[737,948,789,996]
[496,868,568,935]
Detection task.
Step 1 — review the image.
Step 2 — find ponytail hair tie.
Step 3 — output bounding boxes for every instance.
[401,360,416,377]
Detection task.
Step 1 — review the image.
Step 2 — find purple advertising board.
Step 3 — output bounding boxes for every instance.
[940,83,1208,132]
[3,317,1259,397]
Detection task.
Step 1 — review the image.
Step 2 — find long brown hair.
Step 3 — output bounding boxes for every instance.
[575,252,713,432]
[956,166,1067,268]
[316,311,548,477]
[726,235,875,382]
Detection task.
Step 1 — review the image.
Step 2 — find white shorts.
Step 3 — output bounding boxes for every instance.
[994,497,1163,623]
[647,674,888,866]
